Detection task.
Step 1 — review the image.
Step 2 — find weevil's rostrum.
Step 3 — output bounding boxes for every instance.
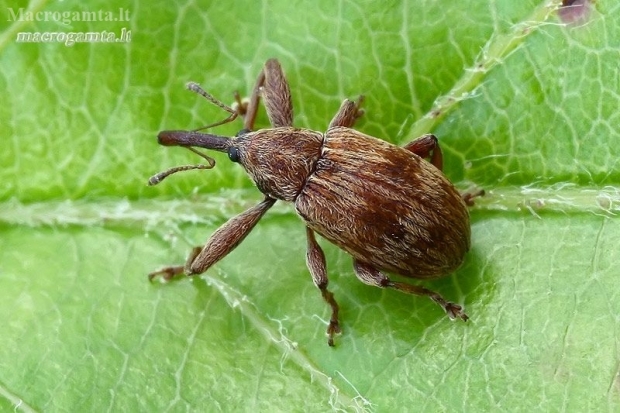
[149,59,473,346]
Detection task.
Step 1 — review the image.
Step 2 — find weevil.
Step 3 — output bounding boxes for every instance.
[149,59,477,346]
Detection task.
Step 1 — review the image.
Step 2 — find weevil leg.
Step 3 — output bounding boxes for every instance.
[241,67,264,131]
[262,59,293,127]
[148,246,202,282]
[403,134,443,171]
[243,59,293,130]
[328,95,365,129]
[148,197,276,281]
[352,259,468,321]
[403,135,486,205]
[306,227,341,346]
[461,188,486,206]
[186,197,276,275]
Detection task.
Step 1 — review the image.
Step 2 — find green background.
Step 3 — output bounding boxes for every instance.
[1,0,619,411]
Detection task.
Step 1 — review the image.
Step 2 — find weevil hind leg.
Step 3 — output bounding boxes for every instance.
[461,188,485,206]
[328,96,365,129]
[403,134,443,170]
[306,227,341,346]
[352,259,468,321]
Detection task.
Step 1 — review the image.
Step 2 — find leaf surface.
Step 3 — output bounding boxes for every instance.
[1,0,619,411]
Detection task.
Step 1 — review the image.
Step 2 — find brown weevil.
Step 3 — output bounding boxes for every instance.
[149,59,476,346]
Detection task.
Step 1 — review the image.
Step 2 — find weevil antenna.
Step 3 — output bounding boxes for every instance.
[186,82,240,130]
[148,162,215,186]
[186,147,217,163]
[151,131,232,184]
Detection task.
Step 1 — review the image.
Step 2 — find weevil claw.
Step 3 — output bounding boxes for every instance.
[148,266,184,282]
[462,188,485,206]
[444,302,469,322]
[327,321,342,347]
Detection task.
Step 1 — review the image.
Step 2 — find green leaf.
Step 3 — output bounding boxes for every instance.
[2,0,619,411]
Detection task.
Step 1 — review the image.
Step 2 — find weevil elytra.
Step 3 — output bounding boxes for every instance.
[149,59,476,346]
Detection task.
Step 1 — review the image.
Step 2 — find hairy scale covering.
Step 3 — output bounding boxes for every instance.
[295,127,470,279]
[236,128,323,201]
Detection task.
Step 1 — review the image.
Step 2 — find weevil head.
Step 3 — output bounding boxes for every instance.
[230,127,323,201]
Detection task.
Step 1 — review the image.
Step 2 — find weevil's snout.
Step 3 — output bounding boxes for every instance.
[149,130,233,186]
[157,130,184,146]
[156,130,232,152]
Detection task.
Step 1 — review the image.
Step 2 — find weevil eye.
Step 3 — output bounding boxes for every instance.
[228,146,241,162]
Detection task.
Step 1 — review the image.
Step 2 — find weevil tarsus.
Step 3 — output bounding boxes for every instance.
[352,260,468,321]
[148,246,200,281]
[461,188,486,206]
[231,91,250,122]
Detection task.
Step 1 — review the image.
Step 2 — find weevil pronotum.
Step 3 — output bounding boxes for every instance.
[149,59,479,346]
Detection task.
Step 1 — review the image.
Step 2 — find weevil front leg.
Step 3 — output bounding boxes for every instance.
[352,259,468,321]
[306,227,341,346]
[147,246,201,281]
[241,58,293,130]
[149,197,276,281]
